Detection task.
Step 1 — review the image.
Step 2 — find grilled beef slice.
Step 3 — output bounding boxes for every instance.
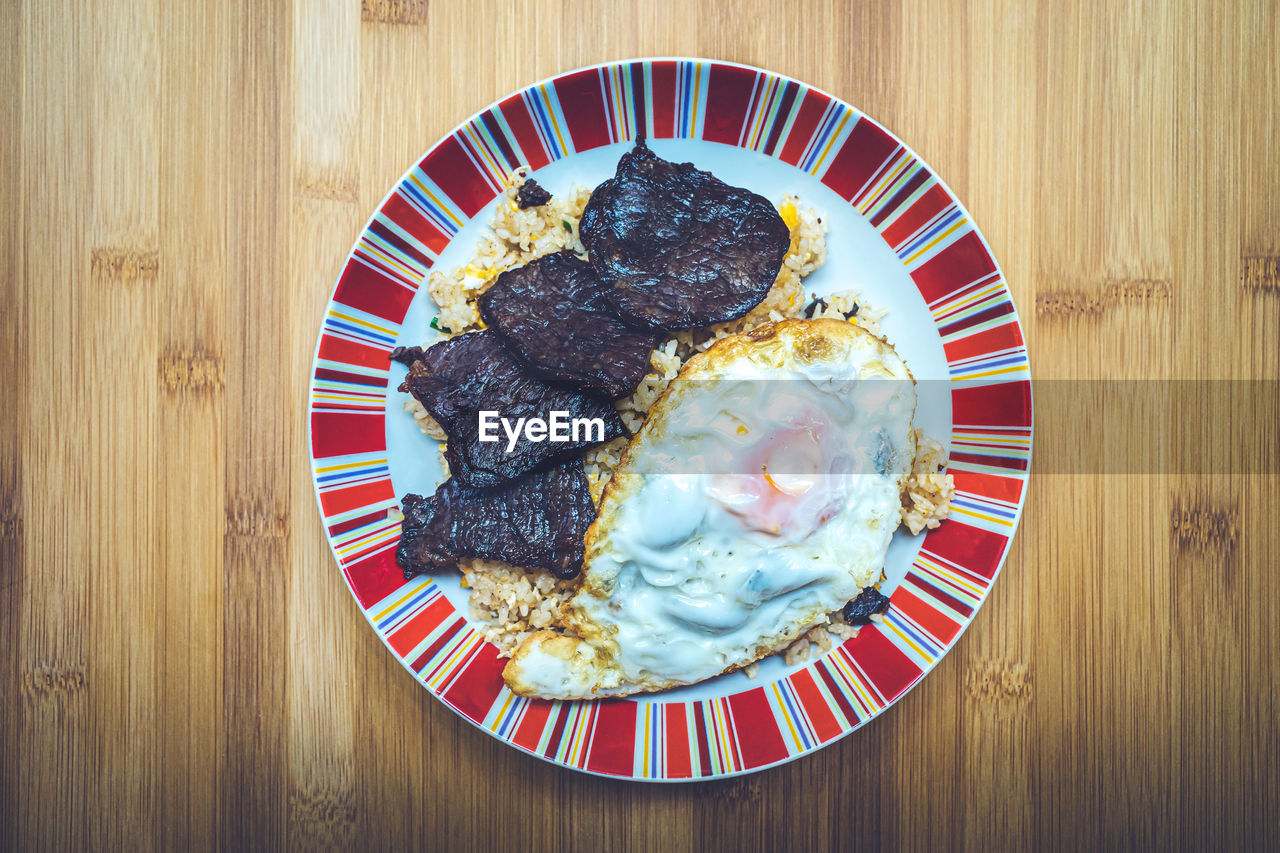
[396,461,596,579]
[478,251,659,399]
[399,330,624,488]
[579,138,791,331]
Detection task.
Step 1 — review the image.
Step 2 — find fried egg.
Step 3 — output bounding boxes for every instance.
[503,319,917,699]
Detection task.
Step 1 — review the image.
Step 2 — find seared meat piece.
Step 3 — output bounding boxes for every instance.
[389,345,426,367]
[516,178,553,209]
[842,587,891,625]
[579,138,790,331]
[478,251,659,399]
[400,330,624,488]
[396,461,596,579]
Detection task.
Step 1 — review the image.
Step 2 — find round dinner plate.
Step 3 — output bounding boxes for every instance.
[308,58,1032,781]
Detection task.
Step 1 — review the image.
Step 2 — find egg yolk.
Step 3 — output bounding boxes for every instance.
[707,413,843,538]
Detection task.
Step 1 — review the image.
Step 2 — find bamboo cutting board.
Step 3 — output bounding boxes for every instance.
[2,0,1278,849]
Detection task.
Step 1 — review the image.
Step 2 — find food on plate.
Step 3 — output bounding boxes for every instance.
[396,461,596,580]
[388,345,426,367]
[424,171,591,336]
[478,251,660,399]
[515,178,552,209]
[578,139,791,331]
[842,586,891,625]
[392,153,955,690]
[502,319,918,699]
[901,431,956,534]
[399,331,624,488]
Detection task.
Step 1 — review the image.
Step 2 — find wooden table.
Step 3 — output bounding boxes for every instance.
[4,0,1277,849]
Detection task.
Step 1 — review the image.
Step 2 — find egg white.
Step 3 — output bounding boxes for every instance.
[504,319,916,699]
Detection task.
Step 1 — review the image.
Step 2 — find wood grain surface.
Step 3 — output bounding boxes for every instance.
[3,0,1278,849]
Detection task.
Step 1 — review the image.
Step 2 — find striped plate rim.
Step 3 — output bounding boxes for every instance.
[307,58,1033,781]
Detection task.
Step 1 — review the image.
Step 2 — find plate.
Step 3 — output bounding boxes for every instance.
[309,58,1032,780]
